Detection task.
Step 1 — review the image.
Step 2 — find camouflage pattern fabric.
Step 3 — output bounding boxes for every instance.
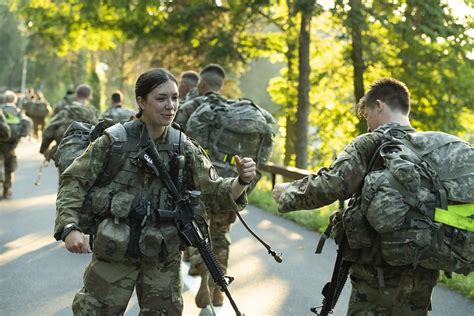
[40,101,98,159]
[0,144,17,193]
[185,94,275,165]
[277,123,441,313]
[174,94,209,130]
[0,103,32,145]
[24,100,51,119]
[55,119,247,314]
[53,95,74,115]
[0,109,11,141]
[101,105,135,124]
[348,264,438,316]
[72,254,183,315]
[360,130,474,273]
[278,124,415,213]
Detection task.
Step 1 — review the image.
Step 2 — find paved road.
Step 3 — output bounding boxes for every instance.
[1,139,473,315]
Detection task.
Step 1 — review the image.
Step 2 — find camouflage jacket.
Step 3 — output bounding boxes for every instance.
[54,119,247,239]
[278,123,416,212]
[40,101,98,156]
[174,91,223,131]
[53,95,74,115]
[101,105,135,124]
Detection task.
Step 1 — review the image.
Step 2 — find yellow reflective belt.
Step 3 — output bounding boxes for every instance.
[434,204,474,232]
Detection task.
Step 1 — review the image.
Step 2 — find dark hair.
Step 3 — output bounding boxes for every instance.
[200,63,226,80]
[135,68,178,118]
[357,78,410,116]
[75,84,92,99]
[111,90,123,103]
[180,71,199,86]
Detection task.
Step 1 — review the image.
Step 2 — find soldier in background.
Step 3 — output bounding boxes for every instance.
[23,90,52,139]
[53,88,75,115]
[178,70,199,103]
[0,90,32,199]
[175,64,240,308]
[101,90,135,124]
[40,84,98,162]
[174,64,226,131]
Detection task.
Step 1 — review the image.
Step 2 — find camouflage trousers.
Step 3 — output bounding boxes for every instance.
[0,145,18,191]
[72,253,183,316]
[348,263,438,316]
[189,210,237,273]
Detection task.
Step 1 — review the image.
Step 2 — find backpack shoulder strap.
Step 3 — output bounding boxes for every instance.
[104,123,127,143]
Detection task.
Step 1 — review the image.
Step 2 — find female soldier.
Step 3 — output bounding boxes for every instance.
[54,68,256,315]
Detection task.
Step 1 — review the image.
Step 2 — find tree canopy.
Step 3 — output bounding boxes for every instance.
[2,0,473,168]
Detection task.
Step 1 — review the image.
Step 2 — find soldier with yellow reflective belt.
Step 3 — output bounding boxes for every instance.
[0,90,32,199]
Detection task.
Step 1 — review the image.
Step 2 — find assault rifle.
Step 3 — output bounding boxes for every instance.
[311,200,351,316]
[141,138,242,316]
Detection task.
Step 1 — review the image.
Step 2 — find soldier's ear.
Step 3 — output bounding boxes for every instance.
[136,96,145,110]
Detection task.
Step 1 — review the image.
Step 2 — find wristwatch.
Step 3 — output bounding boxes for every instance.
[61,223,81,241]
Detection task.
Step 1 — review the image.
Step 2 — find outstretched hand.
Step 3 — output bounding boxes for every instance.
[234,155,256,184]
[272,183,289,202]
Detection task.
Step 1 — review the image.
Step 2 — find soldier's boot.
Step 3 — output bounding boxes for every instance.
[3,188,12,199]
[3,176,12,199]
[195,273,211,308]
[212,286,224,306]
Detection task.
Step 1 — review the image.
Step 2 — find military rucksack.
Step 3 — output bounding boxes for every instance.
[186,94,275,171]
[25,101,51,118]
[53,119,116,174]
[0,104,30,143]
[0,110,11,141]
[344,127,474,274]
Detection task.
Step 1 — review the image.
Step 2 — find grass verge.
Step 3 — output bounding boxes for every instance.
[248,176,474,300]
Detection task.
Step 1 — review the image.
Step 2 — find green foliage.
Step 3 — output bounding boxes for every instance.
[439,272,474,299]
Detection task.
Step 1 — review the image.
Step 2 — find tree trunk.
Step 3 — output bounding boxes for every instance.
[294,2,313,169]
[283,0,297,167]
[349,0,366,134]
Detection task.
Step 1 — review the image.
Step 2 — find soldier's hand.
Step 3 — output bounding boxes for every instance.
[272,183,290,202]
[234,155,256,184]
[65,231,92,254]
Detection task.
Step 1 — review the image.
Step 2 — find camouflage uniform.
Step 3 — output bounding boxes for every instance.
[101,105,135,124]
[54,119,247,315]
[53,94,75,115]
[278,123,438,316]
[0,103,32,198]
[174,92,219,130]
[0,109,11,141]
[24,99,52,139]
[40,101,98,160]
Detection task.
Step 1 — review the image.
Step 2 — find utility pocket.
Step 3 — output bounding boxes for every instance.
[93,219,130,262]
[139,225,164,259]
[342,200,376,249]
[110,192,134,218]
[89,187,114,217]
[162,224,182,258]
